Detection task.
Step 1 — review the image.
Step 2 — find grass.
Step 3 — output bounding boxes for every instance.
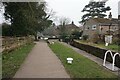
[0,54,1,79]
[76,40,119,52]
[2,43,35,78]
[49,42,118,78]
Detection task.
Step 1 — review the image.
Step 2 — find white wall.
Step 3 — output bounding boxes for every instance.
[119,1,120,15]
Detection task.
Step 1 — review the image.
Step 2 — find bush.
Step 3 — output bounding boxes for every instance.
[59,33,67,40]
[2,23,11,36]
[71,31,83,39]
[82,35,89,40]
[70,40,120,68]
[112,37,119,45]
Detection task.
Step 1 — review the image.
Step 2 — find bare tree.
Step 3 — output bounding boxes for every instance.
[59,17,70,26]
[57,17,71,41]
[58,17,71,33]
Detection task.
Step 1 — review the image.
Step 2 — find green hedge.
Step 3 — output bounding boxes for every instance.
[70,40,120,68]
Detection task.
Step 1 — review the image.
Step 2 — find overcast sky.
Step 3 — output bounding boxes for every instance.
[45,0,119,26]
[0,0,119,26]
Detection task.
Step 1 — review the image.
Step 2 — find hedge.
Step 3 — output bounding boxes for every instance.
[70,40,120,68]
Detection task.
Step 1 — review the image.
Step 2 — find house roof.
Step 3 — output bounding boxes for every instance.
[65,24,79,28]
[57,22,79,29]
[91,18,118,25]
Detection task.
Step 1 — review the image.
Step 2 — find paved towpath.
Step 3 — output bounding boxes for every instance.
[14,41,70,78]
[61,42,119,76]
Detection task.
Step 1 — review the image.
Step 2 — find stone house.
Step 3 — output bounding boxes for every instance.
[42,21,81,38]
[57,21,81,35]
[43,26,58,36]
[82,18,118,41]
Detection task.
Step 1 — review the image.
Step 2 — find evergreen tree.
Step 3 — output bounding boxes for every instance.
[80,1,111,24]
[3,2,52,39]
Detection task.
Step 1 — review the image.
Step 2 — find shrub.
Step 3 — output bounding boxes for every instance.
[59,33,67,40]
[2,23,12,36]
[82,35,89,40]
[71,31,83,39]
[112,37,119,45]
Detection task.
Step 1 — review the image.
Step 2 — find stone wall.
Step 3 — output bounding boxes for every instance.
[2,37,33,53]
[70,40,120,68]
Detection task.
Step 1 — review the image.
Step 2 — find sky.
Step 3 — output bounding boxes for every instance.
[45,0,119,26]
[118,1,120,15]
[0,0,119,26]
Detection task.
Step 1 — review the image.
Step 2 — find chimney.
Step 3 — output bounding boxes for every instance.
[108,12,112,20]
[72,21,74,25]
[118,1,120,18]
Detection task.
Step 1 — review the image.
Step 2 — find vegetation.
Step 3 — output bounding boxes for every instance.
[2,37,34,53]
[71,30,83,39]
[80,1,111,24]
[82,35,89,40]
[2,43,35,78]
[58,17,71,40]
[49,42,117,78]
[3,2,53,40]
[0,54,1,79]
[112,36,119,45]
[2,23,11,36]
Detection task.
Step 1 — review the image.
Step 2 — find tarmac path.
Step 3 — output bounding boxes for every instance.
[14,41,70,78]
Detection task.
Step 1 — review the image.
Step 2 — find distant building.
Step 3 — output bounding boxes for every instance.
[57,21,82,35]
[42,24,59,37]
[64,21,81,34]
[82,18,118,40]
[42,21,82,37]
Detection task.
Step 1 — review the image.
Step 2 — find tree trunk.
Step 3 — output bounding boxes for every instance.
[34,35,38,41]
[34,32,38,41]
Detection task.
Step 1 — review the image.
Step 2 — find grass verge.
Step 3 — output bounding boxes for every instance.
[49,42,118,78]
[0,54,2,79]
[2,43,35,78]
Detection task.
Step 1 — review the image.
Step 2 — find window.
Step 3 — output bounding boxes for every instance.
[92,25,96,30]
